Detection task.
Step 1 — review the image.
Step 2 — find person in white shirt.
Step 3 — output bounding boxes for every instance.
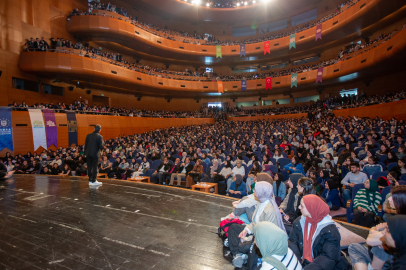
[227,160,245,190]
[341,162,368,207]
[49,156,62,167]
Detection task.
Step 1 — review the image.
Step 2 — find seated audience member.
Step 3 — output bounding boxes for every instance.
[284,156,305,175]
[213,160,232,183]
[279,173,301,223]
[186,159,204,187]
[227,174,247,199]
[317,169,331,187]
[50,163,61,175]
[59,164,71,176]
[352,179,382,227]
[246,161,262,194]
[134,156,150,176]
[165,158,181,185]
[125,158,139,179]
[341,162,369,207]
[0,159,14,180]
[115,158,129,179]
[253,222,302,270]
[284,145,294,159]
[226,182,285,268]
[383,185,406,222]
[273,173,286,205]
[321,180,341,210]
[227,160,245,190]
[99,156,112,175]
[151,157,171,184]
[40,166,52,175]
[362,156,383,176]
[390,158,406,179]
[396,145,405,159]
[384,151,398,166]
[289,194,349,270]
[170,157,193,186]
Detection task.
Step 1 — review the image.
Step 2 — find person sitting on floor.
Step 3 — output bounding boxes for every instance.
[288,194,349,270]
[321,180,341,211]
[352,179,382,227]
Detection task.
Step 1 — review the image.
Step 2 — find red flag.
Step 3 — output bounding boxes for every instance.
[264,41,270,55]
[266,77,272,90]
[217,81,224,93]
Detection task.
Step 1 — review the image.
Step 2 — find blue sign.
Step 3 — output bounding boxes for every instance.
[66,111,78,147]
[241,80,247,91]
[0,108,13,151]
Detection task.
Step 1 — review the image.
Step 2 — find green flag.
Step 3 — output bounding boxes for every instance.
[289,34,296,50]
[291,73,297,88]
[216,46,222,58]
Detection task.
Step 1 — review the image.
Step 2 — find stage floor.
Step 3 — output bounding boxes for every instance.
[0,175,235,270]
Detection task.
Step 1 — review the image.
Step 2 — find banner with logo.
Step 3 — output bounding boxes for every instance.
[217,81,224,93]
[66,111,78,147]
[316,67,324,83]
[216,46,222,58]
[0,108,13,152]
[28,109,47,151]
[241,80,247,91]
[266,77,272,90]
[240,44,246,57]
[315,24,322,41]
[43,109,58,149]
[291,73,298,88]
[289,34,296,50]
[264,40,270,55]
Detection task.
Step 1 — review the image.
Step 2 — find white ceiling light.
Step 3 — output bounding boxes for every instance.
[206,2,210,6]
[244,1,248,5]
[236,2,240,6]
[252,0,256,3]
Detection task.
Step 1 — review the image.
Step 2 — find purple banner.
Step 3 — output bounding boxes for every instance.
[43,109,58,148]
[316,67,324,83]
[240,44,246,57]
[315,24,322,41]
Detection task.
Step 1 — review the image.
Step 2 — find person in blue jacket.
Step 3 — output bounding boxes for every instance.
[272,173,286,203]
[321,179,341,210]
[227,174,246,199]
[317,169,331,187]
[283,156,305,175]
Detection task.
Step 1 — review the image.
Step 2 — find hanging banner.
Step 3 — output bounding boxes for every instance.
[291,73,298,88]
[217,81,224,93]
[241,80,247,92]
[266,77,272,90]
[315,24,322,41]
[264,40,270,55]
[28,109,47,151]
[289,34,296,50]
[0,108,13,152]
[216,46,222,58]
[66,111,78,147]
[240,44,246,57]
[43,109,58,149]
[316,67,324,83]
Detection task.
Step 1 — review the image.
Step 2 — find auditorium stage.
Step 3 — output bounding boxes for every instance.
[0,175,235,270]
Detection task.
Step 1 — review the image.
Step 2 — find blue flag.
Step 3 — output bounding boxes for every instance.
[241,80,247,91]
[66,111,78,147]
[289,33,296,50]
[291,73,298,88]
[240,44,246,57]
[0,108,13,151]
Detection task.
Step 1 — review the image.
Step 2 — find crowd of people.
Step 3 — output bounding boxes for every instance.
[73,0,360,47]
[1,98,406,269]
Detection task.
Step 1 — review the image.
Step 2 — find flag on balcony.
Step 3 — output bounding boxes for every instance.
[291,73,298,88]
[266,77,272,90]
[66,111,78,147]
[28,109,47,151]
[240,44,246,57]
[316,67,324,83]
[0,107,13,151]
[241,80,247,91]
[43,109,58,149]
[315,24,322,41]
[217,81,224,93]
[289,34,296,50]
[216,46,222,58]
[264,41,270,55]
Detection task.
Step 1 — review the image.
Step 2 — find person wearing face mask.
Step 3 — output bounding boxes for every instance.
[288,195,349,270]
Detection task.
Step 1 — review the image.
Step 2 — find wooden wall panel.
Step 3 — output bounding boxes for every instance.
[11,111,34,155]
[55,113,69,148]
[75,114,89,146]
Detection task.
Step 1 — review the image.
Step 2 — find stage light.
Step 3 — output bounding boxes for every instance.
[244,1,248,5]
[252,0,256,3]
[206,2,210,6]
[236,2,240,6]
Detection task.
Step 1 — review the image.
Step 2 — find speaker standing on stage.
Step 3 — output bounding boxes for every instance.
[84,124,104,186]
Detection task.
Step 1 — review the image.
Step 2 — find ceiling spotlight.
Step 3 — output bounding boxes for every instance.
[236,2,240,6]
[244,1,248,5]
[206,2,210,6]
[252,0,256,3]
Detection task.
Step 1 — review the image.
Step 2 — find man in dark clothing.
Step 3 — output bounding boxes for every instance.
[84,125,104,186]
[151,157,172,185]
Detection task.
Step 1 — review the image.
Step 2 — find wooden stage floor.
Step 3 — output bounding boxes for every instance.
[0,175,235,270]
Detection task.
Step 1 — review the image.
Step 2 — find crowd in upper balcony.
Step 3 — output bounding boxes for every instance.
[69,0,361,46]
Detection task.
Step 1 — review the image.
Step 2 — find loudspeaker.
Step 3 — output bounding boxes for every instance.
[86,90,91,94]
[0,71,2,77]
[136,59,140,63]
[137,97,141,101]
[166,64,169,69]
[68,86,74,91]
[167,99,170,103]
[196,100,199,103]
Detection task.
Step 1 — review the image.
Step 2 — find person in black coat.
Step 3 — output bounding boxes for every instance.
[170,157,194,186]
[288,195,350,270]
[84,125,104,185]
[151,157,172,185]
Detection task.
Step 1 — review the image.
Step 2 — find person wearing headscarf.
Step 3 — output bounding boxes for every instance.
[210,159,219,175]
[352,179,382,227]
[227,182,286,268]
[227,174,247,199]
[254,222,302,270]
[186,159,204,187]
[317,169,331,187]
[181,151,187,163]
[273,173,286,205]
[246,161,262,194]
[288,195,346,270]
[262,164,274,178]
[321,180,341,210]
